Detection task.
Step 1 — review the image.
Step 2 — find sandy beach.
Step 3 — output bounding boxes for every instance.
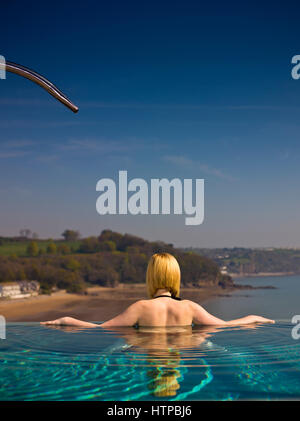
[0,284,230,322]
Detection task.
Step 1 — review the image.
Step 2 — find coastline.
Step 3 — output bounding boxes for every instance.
[229,272,296,278]
[0,284,231,322]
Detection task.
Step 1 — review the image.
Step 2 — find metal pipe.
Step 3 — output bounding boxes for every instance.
[0,60,78,113]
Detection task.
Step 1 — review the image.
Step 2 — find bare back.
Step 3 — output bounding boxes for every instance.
[132,297,193,327]
[100,295,229,328]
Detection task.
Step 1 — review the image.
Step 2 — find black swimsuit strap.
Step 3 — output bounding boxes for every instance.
[153,295,182,301]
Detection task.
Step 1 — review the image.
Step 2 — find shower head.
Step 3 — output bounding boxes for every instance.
[0,60,79,113]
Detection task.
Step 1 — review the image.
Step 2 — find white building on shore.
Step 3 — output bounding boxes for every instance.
[220,265,228,275]
[0,281,40,299]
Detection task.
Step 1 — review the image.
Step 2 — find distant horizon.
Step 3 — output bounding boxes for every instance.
[2,230,300,251]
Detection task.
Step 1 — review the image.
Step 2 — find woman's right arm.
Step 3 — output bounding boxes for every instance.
[189,302,275,326]
[225,315,275,325]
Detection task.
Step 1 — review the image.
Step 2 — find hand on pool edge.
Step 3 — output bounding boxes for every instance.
[251,315,275,324]
[226,315,275,326]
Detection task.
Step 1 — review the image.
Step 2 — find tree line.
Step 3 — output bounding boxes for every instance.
[0,230,234,294]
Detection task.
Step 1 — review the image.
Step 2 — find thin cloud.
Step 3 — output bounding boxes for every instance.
[0,150,30,158]
[164,155,237,181]
[0,139,36,159]
[58,139,129,154]
[1,140,36,148]
[57,136,169,156]
[35,154,60,163]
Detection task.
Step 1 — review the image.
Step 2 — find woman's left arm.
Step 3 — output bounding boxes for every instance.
[40,317,99,328]
[40,302,142,328]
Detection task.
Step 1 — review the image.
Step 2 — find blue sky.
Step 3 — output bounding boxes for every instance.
[0,0,300,247]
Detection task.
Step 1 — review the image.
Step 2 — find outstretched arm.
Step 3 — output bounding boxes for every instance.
[190,302,275,326]
[40,302,141,328]
[225,315,275,326]
[40,317,99,328]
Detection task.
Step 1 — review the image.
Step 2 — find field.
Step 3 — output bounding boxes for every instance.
[0,240,81,257]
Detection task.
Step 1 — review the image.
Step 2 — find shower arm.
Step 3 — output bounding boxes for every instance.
[0,60,79,113]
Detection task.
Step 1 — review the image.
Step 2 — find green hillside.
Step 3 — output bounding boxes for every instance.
[0,230,234,294]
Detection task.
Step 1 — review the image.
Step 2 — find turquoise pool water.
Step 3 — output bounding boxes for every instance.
[1,275,300,401]
[0,321,300,400]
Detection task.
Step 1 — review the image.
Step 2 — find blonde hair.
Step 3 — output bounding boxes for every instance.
[146,253,181,298]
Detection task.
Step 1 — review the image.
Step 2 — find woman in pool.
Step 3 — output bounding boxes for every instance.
[41,252,274,328]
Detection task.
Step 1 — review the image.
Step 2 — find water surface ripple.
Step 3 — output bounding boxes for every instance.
[0,322,299,400]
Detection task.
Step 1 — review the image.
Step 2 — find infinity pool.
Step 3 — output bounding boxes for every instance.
[0,321,299,400]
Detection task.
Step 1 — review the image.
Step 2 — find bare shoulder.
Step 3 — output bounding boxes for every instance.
[129,299,149,310]
[135,299,149,305]
[101,299,146,327]
[185,300,226,325]
[128,299,152,317]
[182,300,207,317]
[181,299,201,309]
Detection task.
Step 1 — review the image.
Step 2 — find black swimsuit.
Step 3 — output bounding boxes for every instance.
[153,295,182,301]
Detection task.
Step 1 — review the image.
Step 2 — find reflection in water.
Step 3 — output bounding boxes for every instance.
[43,323,262,398]
[102,325,224,397]
[147,354,181,397]
[46,324,217,396]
